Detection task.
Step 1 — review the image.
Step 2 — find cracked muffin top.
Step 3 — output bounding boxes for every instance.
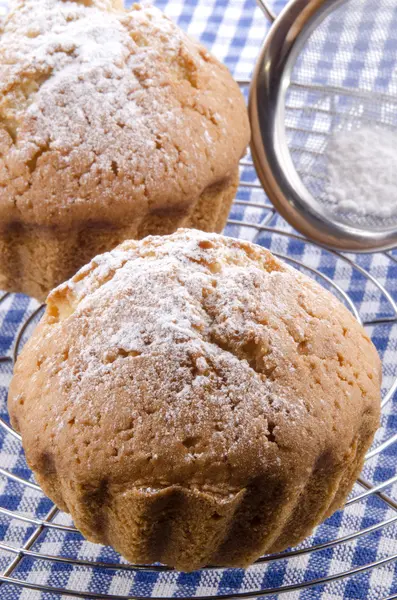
[0,0,249,228]
[9,229,381,495]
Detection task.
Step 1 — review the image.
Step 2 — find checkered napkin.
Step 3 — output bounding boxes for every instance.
[0,0,396,598]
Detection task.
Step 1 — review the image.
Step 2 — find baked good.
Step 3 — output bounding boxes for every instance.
[8,229,381,571]
[0,0,249,301]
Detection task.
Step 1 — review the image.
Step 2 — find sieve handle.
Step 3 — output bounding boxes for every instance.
[256,0,277,22]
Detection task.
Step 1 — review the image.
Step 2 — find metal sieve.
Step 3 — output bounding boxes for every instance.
[250,0,397,251]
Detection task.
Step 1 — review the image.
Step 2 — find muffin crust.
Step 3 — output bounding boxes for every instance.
[0,0,249,299]
[9,229,381,570]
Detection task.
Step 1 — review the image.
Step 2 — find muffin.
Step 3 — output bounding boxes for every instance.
[8,229,381,571]
[0,0,249,301]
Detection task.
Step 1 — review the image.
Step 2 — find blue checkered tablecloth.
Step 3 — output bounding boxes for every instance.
[0,0,396,599]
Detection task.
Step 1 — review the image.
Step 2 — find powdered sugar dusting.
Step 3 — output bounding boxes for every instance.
[0,0,184,150]
[45,230,318,447]
[325,126,397,218]
[0,0,245,225]
[47,227,364,442]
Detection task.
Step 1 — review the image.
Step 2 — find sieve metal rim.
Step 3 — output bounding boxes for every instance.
[249,0,397,252]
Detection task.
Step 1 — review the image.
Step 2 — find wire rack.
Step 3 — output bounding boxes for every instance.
[0,80,396,599]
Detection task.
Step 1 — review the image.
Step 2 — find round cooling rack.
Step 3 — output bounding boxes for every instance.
[0,61,395,600]
[0,132,396,599]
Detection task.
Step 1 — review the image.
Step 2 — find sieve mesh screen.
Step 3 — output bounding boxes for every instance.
[285,0,397,230]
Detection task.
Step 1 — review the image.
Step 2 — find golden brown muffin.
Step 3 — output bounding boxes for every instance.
[0,0,249,301]
[8,229,381,571]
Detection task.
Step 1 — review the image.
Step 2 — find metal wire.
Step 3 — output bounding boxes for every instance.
[0,99,396,600]
[255,0,276,23]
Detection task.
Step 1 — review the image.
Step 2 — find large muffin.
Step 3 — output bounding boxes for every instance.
[0,0,249,301]
[8,229,381,571]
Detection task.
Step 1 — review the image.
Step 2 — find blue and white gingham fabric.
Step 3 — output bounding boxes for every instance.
[0,0,396,599]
